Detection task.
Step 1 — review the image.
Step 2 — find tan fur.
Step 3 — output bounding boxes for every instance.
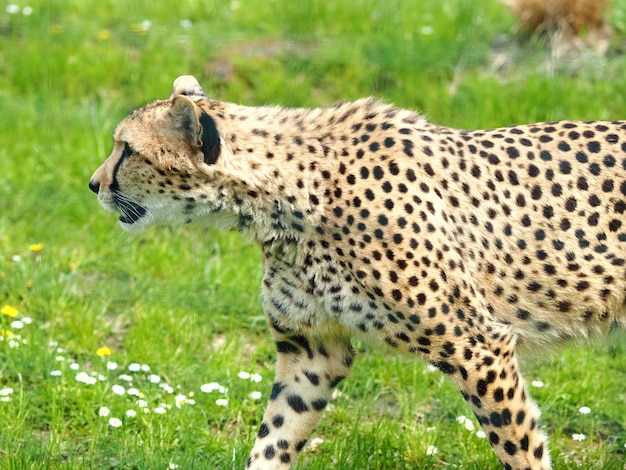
[90,76,626,469]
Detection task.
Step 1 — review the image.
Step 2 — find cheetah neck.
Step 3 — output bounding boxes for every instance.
[197,98,428,260]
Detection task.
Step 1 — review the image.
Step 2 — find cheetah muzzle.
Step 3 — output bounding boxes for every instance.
[89,75,626,470]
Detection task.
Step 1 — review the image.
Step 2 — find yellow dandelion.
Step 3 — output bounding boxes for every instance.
[1,305,19,318]
[1,329,15,339]
[98,29,111,41]
[130,20,151,35]
[28,243,44,252]
[96,346,112,357]
[26,280,33,288]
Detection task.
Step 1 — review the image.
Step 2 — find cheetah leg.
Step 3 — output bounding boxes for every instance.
[246,325,354,470]
[444,329,552,470]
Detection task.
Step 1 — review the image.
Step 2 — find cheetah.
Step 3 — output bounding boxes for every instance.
[89,75,626,469]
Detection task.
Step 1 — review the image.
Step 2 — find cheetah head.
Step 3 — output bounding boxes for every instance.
[89,76,231,232]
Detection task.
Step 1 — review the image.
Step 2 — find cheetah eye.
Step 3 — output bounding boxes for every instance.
[120,142,134,162]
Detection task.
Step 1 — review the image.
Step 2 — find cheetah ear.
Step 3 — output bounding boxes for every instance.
[170,95,220,165]
[170,75,207,98]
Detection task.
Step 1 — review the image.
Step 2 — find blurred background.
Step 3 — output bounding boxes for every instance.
[1,1,625,468]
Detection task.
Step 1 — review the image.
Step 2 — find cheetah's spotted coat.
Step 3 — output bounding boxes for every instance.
[90,76,626,469]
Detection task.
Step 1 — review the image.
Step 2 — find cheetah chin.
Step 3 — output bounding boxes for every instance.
[90,75,626,470]
[112,191,147,225]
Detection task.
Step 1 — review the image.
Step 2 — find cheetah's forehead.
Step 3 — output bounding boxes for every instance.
[112,100,172,141]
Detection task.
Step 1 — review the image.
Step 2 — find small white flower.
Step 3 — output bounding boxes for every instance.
[0,388,14,396]
[136,399,148,408]
[426,445,438,456]
[50,370,62,377]
[6,4,20,14]
[578,406,591,415]
[22,6,32,15]
[175,395,188,408]
[98,374,107,381]
[148,374,161,384]
[48,340,59,348]
[531,380,545,388]
[112,384,125,395]
[22,317,32,324]
[159,383,174,394]
[200,382,221,393]
[456,415,476,431]
[127,388,140,397]
[69,363,80,371]
[0,396,11,402]
[125,409,137,418]
[10,320,24,329]
[238,371,262,382]
[106,361,118,371]
[153,406,166,414]
[572,433,587,441]
[119,374,133,382]
[215,398,229,407]
[169,464,180,470]
[55,355,65,362]
[248,391,262,400]
[8,339,19,349]
[476,430,486,439]
[56,347,64,353]
[75,372,97,385]
[11,254,21,262]
[140,364,150,372]
[179,19,192,29]
[108,417,122,428]
[128,363,141,372]
[99,406,110,417]
[308,437,324,450]
[140,20,152,31]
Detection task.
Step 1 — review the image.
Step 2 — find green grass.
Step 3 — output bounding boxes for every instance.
[1,0,626,468]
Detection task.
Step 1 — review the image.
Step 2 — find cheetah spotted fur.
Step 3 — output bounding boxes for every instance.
[90,76,626,469]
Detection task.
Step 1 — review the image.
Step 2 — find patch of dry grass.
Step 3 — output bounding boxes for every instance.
[503,0,609,36]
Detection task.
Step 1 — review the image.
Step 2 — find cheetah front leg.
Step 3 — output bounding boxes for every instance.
[446,328,552,470]
[246,323,354,470]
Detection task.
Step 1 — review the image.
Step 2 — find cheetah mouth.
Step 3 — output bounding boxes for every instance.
[113,191,147,225]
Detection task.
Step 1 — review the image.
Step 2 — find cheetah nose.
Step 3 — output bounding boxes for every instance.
[88,178,100,194]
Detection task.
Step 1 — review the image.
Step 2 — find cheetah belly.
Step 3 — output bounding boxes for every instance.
[466,227,626,346]
[261,255,384,337]
[261,248,457,354]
